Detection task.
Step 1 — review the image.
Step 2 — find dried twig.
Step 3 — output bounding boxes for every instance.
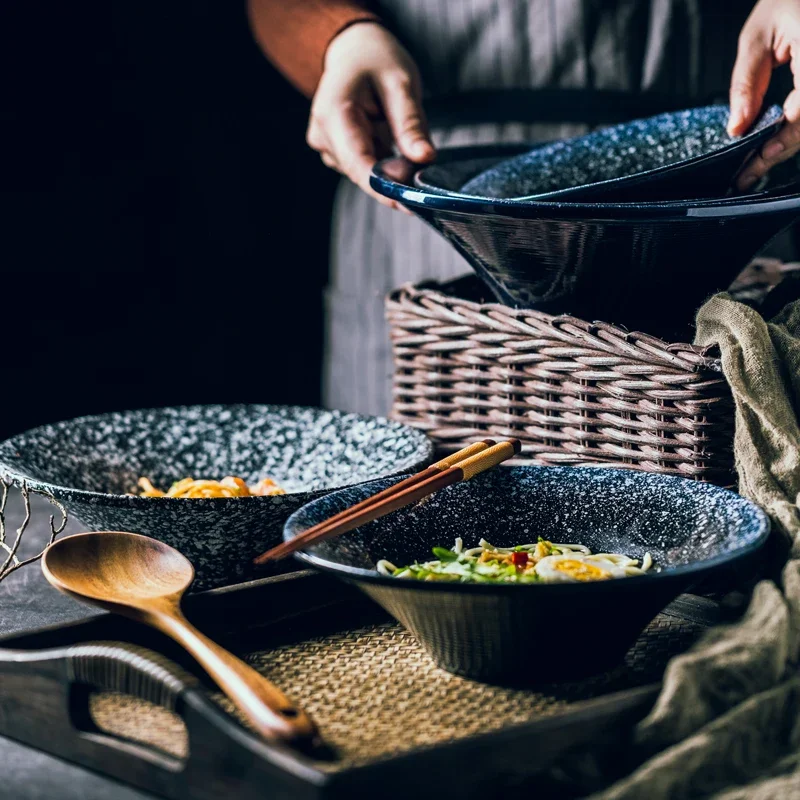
[0,477,68,582]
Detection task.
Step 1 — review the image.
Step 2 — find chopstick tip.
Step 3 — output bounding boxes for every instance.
[253,549,282,566]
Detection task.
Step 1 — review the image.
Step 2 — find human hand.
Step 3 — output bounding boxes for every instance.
[728,0,800,190]
[306,22,435,208]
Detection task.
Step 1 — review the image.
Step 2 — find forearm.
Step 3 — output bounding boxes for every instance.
[246,0,380,97]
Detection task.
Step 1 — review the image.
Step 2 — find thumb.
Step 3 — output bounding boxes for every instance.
[728,30,772,136]
[376,72,435,163]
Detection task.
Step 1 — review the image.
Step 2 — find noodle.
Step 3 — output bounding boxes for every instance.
[137,476,285,499]
[377,537,653,584]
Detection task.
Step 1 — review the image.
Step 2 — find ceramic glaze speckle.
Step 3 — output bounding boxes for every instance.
[0,405,433,590]
[461,105,783,200]
[285,467,769,682]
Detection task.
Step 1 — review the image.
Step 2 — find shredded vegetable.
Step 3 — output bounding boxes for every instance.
[377,537,653,584]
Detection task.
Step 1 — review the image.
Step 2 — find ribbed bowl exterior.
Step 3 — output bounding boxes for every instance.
[414,206,798,340]
[360,580,686,683]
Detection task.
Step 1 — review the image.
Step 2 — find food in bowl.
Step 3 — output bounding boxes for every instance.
[377,537,653,584]
[136,476,285,499]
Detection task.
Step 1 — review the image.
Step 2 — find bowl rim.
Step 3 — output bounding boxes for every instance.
[285,467,771,594]
[456,104,785,202]
[0,403,435,507]
[372,148,800,220]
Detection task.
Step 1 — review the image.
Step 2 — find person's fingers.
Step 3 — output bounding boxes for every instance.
[760,119,800,167]
[305,115,327,154]
[734,127,800,191]
[324,101,401,209]
[325,101,381,188]
[728,28,773,136]
[764,119,800,161]
[369,117,417,213]
[736,98,800,191]
[736,151,769,191]
[786,86,800,124]
[307,118,343,172]
[788,30,800,116]
[372,119,395,158]
[792,45,800,93]
[320,152,338,169]
[307,103,403,209]
[375,71,435,163]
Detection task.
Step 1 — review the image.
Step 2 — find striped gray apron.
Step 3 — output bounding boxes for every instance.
[323,0,754,417]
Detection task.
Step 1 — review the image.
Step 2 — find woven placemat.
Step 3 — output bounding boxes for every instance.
[90,609,703,769]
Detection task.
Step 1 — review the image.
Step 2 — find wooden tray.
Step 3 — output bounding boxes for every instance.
[0,571,723,800]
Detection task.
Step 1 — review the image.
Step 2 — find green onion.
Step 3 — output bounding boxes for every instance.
[384,538,649,584]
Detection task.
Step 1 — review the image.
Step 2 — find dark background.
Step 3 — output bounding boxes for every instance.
[0,1,336,441]
[2,3,799,443]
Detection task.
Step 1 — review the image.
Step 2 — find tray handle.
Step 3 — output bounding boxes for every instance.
[67,641,199,714]
[0,642,315,800]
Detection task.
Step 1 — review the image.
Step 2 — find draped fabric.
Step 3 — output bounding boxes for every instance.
[576,294,800,800]
[323,0,755,416]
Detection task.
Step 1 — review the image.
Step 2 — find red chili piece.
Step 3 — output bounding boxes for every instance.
[511,551,529,568]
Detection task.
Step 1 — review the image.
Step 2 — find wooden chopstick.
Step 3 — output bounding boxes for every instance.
[253,439,495,566]
[254,440,496,566]
[254,439,521,565]
[276,438,521,557]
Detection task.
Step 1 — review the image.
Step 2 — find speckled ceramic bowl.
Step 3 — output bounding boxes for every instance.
[0,405,434,590]
[372,151,800,340]
[459,104,784,202]
[284,467,769,683]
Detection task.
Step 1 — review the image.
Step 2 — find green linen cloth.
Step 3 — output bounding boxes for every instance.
[587,294,800,800]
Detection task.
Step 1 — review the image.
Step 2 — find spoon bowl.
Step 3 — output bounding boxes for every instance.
[43,531,319,746]
[43,531,194,604]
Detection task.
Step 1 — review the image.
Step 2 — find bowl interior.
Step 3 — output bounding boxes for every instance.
[460,104,784,200]
[414,147,532,195]
[415,142,800,202]
[287,467,768,583]
[0,405,433,497]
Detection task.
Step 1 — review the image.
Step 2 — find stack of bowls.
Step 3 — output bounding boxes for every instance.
[371,105,800,340]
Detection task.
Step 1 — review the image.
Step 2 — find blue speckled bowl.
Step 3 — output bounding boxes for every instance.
[0,405,434,590]
[372,151,800,340]
[460,104,784,202]
[285,467,769,683]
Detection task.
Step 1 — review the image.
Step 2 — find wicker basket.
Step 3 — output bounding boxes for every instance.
[387,275,736,484]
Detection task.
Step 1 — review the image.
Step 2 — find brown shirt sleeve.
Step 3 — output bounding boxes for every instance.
[246,0,380,98]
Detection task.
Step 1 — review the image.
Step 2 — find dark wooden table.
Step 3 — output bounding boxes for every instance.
[0,489,158,800]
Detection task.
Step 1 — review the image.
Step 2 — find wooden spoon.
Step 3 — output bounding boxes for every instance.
[42,530,318,746]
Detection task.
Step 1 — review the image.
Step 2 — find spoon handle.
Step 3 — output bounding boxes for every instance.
[154,609,318,745]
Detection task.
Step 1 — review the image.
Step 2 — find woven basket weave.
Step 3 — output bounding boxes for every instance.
[387,275,736,484]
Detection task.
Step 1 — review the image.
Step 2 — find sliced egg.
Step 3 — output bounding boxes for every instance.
[535,554,626,583]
